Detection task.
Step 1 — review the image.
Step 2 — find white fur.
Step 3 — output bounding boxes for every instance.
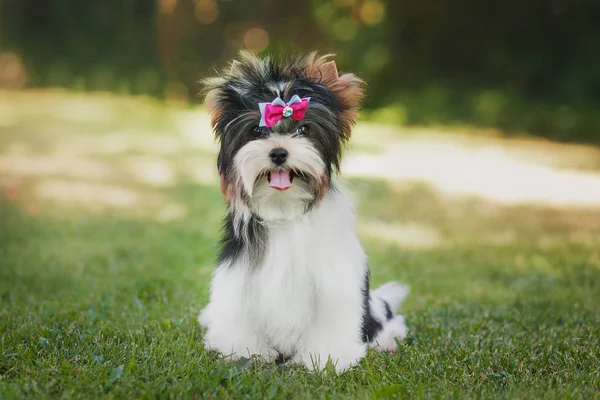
[199,185,409,373]
[372,282,410,312]
[368,283,410,351]
[233,134,325,222]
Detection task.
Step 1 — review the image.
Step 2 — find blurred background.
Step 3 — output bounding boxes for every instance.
[2,0,600,298]
[2,0,600,265]
[2,3,600,395]
[2,0,600,278]
[1,0,600,141]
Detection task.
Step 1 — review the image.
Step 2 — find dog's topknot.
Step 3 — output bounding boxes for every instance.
[203,50,365,140]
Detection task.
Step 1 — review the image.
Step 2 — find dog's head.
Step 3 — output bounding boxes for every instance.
[204,51,364,222]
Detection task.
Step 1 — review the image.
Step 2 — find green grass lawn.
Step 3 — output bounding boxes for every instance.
[1,90,600,399]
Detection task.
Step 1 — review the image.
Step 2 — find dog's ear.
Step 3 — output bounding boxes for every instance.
[203,77,227,129]
[330,71,365,140]
[318,60,339,86]
[204,51,267,129]
[230,60,244,76]
[203,58,244,129]
[303,55,366,140]
[332,72,365,112]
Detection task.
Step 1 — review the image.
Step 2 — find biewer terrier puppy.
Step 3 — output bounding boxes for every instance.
[198,51,409,373]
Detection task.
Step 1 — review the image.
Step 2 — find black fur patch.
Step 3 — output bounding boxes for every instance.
[274,352,293,365]
[361,269,383,343]
[384,301,394,321]
[217,213,267,268]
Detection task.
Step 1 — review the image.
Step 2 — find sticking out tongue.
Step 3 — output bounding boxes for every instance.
[268,171,292,191]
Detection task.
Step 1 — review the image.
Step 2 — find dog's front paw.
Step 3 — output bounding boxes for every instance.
[296,343,366,373]
[203,333,274,361]
[201,326,278,362]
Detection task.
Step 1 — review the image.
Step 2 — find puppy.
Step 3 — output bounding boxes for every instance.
[198,51,409,373]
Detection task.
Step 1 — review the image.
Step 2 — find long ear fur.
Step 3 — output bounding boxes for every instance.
[203,76,227,128]
[302,53,366,140]
[202,50,269,129]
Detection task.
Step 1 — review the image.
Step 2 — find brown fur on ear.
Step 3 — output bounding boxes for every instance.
[330,73,366,139]
[302,52,336,82]
[219,173,228,196]
[202,50,268,129]
[204,89,223,128]
[219,173,238,204]
[319,61,339,84]
[332,73,365,111]
[302,53,366,140]
[202,77,227,128]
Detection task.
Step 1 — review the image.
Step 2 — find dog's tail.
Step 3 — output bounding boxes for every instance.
[372,282,409,311]
[368,282,410,352]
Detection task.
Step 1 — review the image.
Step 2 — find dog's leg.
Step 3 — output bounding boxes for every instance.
[199,266,277,362]
[294,269,367,373]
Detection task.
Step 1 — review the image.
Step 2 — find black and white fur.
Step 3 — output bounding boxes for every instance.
[198,51,409,373]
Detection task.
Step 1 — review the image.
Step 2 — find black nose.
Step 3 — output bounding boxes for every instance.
[269,148,288,165]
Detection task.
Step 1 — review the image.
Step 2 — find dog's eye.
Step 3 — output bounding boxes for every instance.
[296,125,309,135]
[251,126,267,138]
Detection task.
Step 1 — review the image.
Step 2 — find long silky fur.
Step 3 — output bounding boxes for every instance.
[198,51,408,373]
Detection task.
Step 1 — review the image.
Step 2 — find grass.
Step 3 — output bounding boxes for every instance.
[1,90,600,399]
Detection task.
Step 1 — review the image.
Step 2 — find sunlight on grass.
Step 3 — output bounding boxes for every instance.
[0,103,17,127]
[184,157,220,186]
[345,134,600,208]
[35,179,141,208]
[123,156,177,187]
[0,154,114,180]
[156,203,189,222]
[54,134,182,156]
[359,220,444,249]
[171,109,219,152]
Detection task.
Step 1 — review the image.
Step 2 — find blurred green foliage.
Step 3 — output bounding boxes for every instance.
[2,0,599,141]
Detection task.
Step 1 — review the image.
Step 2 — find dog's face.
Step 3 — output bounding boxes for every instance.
[204,51,364,222]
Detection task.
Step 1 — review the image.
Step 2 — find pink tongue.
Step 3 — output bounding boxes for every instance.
[269,171,292,191]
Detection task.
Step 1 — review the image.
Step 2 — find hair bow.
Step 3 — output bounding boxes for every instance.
[258,95,311,128]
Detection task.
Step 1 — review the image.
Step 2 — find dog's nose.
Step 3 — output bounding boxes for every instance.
[269,148,288,165]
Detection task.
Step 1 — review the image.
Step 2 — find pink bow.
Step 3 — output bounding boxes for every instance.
[259,95,311,128]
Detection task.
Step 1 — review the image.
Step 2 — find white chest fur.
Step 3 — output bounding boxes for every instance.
[249,189,366,354]
[199,186,369,369]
